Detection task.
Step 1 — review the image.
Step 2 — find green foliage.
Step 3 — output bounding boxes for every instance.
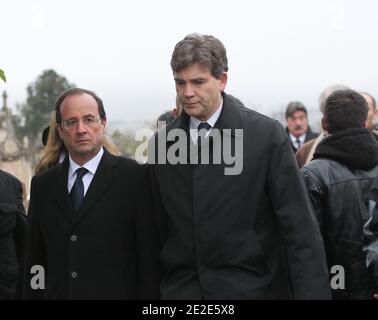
[0,69,6,82]
[18,69,75,140]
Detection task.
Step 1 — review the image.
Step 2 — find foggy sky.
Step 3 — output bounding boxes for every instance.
[1,0,377,127]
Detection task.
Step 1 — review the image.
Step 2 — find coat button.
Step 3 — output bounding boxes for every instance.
[71,272,78,279]
[70,235,77,242]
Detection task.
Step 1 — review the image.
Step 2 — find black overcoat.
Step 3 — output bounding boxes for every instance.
[23,149,160,299]
[149,93,331,299]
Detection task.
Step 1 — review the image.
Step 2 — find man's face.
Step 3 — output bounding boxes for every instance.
[361,93,377,129]
[56,93,106,165]
[286,111,309,138]
[174,63,227,121]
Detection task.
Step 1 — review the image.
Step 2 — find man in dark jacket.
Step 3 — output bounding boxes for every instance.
[301,89,378,299]
[149,33,331,299]
[0,169,27,299]
[285,101,318,153]
[23,88,160,299]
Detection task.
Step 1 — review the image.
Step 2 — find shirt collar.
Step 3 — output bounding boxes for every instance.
[189,97,223,130]
[68,147,104,180]
[289,133,306,143]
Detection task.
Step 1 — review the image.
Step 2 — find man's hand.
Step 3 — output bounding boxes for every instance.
[374,294,378,300]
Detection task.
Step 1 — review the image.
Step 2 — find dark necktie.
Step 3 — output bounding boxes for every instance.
[295,138,302,150]
[197,122,212,145]
[70,167,88,212]
[196,122,212,161]
[197,122,212,132]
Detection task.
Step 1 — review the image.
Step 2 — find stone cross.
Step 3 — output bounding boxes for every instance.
[2,91,8,109]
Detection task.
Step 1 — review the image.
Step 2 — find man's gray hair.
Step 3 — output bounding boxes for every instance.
[285,101,307,119]
[171,33,228,79]
[318,84,350,113]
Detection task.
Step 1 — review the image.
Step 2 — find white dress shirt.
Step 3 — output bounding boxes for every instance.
[189,98,223,144]
[67,147,104,196]
[289,133,306,150]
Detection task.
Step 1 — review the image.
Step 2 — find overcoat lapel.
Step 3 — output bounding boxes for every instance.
[213,92,243,134]
[73,149,118,225]
[160,92,243,166]
[51,149,119,225]
[170,92,243,164]
[52,157,75,223]
[164,111,191,162]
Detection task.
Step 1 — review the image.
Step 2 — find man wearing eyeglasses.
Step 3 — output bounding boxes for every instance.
[23,88,160,299]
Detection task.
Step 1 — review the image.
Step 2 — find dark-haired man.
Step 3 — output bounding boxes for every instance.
[301,89,378,299]
[24,88,160,299]
[149,33,331,299]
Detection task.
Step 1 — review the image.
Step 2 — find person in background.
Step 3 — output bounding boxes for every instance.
[41,126,50,147]
[285,101,318,153]
[301,89,378,299]
[0,169,27,299]
[295,84,350,167]
[156,110,176,129]
[156,96,183,129]
[360,92,378,131]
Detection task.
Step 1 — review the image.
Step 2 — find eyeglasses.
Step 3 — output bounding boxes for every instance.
[61,116,102,130]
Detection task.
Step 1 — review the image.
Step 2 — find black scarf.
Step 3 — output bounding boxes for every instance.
[313,128,378,170]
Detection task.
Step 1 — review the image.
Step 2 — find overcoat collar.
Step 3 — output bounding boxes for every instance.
[169,91,243,133]
[161,92,244,163]
[52,148,119,224]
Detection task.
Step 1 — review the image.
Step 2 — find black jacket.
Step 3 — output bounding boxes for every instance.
[149,92,331,299]
[0,170,27,299]
[23,149,160,299]
[301,128,378,299]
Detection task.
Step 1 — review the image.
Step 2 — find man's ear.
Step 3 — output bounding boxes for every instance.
[219,72,228,92]
[56,124,63,139]
[101,119,107,133]
[321,117,328,132]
